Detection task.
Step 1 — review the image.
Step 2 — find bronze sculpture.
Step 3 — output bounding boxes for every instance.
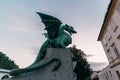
[9,12,77,76]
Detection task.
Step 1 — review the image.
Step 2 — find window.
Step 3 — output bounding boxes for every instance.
[117,4,120,17]
[110,20,118,32]
[117,34,120,40]
[118,4,120,10]
[106,72,109,78]
[107,49,113,61]
[104,73,108,80]
[116,71,120,80]
[117,4,120,14]
[103,38,107,46]
[111,43,120,57]
[106,31,111,40]
[109,71,112,77]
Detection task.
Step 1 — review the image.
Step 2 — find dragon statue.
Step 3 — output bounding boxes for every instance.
[9,12,77,76]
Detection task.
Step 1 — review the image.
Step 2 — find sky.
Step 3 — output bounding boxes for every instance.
[0,0,110,70]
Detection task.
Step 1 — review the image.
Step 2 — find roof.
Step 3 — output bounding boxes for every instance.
[97,0,114,41]
[0,69,10,73]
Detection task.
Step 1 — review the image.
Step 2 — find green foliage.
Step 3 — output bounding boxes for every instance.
[70,45,92,80]
[0,52,19,70]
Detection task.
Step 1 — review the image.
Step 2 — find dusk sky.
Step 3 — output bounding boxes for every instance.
[0,0,110,70]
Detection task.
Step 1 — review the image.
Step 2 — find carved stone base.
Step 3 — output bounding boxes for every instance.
[6,48,73,80]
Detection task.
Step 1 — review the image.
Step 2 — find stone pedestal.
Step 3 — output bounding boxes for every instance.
[8,48,73,80]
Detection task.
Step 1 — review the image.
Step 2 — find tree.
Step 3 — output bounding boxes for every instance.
[0,52,19,70]
[70,45,92,80]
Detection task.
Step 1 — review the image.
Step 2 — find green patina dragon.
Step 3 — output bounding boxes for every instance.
[9,12,77,76]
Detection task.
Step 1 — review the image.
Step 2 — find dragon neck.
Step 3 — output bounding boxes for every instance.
[58,25,69,36]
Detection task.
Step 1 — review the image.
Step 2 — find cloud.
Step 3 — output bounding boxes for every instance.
[89,61,108,70]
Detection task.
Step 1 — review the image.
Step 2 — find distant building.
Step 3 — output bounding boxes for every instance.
[0,69,10,79]
[98,0,120,80]
[91,71,100,80]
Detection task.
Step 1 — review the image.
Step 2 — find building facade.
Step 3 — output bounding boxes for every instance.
[98,0,120,80]
[98,65,114,80]
[91,71,99,80]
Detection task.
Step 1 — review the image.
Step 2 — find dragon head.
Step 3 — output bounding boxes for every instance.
[64,24,77,35]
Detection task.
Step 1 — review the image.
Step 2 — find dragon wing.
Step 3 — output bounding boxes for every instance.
[36,12,62,39]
